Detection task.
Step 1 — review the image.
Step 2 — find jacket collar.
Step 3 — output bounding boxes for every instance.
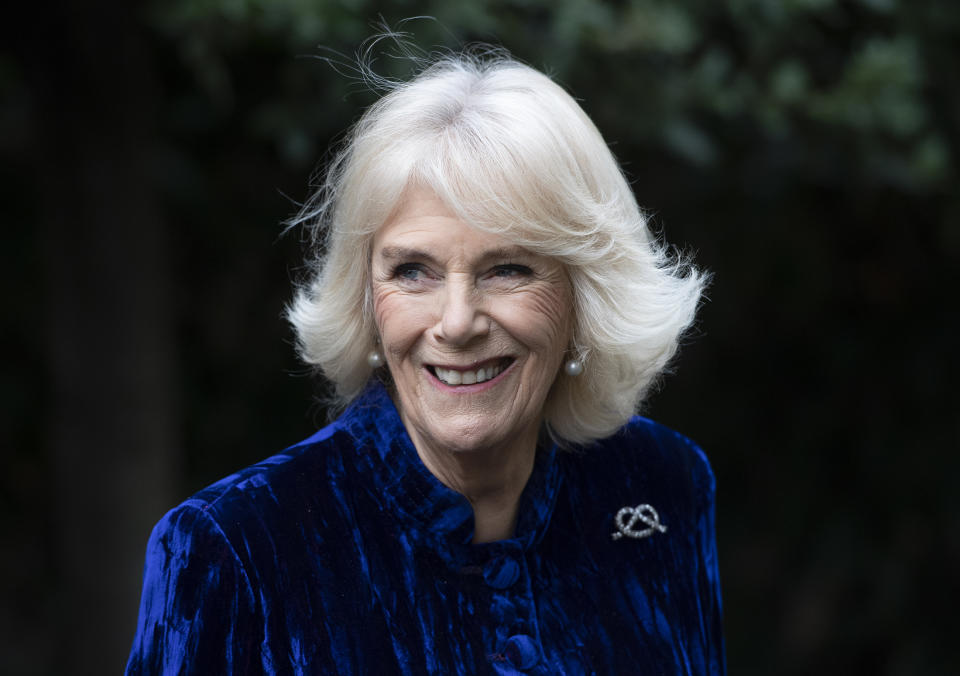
[336,382,563,567]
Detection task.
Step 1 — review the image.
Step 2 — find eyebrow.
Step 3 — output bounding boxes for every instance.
[377,246,437,263]
[376,245,532,264]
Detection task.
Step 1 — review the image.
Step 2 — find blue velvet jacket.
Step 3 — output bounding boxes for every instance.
[126,384,724,675]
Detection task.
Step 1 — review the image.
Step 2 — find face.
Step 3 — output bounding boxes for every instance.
[370,188,572,457]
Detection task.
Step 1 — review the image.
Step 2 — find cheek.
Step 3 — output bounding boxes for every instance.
[503,284,572,355]
[371,285,434,357]
[370,284,397,332]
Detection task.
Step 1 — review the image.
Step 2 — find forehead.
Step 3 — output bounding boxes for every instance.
[373,187,529,259]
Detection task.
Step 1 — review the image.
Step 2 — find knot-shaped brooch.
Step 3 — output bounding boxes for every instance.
[611,504,667,541]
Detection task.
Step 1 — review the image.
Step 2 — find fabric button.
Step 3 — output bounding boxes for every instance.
[482,555,520,589]
[504,634,539,670]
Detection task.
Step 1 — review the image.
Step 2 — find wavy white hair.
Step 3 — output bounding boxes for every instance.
[287,52,707,444]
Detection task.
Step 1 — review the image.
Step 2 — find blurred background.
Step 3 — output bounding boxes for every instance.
[2,1,958,674]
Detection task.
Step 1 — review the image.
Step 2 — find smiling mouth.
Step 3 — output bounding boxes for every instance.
[426,358,514,386]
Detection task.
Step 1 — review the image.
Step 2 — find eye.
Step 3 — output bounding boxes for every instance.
[395,263,421,280]
[392,263,434,284]
[489,264,533,279]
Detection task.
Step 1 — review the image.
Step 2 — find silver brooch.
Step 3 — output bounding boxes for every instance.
[611,504,667,541]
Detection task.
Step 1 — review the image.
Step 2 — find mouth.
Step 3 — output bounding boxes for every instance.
[426,357,515,387]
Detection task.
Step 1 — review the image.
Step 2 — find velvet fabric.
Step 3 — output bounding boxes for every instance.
[126,383,725,674]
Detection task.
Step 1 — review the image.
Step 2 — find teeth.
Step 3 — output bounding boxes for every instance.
[435,361,506,386]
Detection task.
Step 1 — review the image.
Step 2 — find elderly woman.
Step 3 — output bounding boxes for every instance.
[126,52,724,675]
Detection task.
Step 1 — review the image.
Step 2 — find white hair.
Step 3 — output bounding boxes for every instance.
[287,51,707,444]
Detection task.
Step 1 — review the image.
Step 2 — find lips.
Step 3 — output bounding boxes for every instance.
[427,358,514,386]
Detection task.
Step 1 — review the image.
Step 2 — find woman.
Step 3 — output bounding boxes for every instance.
[126,51,723,674]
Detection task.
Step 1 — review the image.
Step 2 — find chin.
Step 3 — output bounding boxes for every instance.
[430,424,508,455]
[414,408,527,455]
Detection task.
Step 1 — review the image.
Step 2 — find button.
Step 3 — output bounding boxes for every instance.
[504,634,539,670]
[482,555,520,589]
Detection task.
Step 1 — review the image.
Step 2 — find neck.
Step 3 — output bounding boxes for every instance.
[405,424,539,544]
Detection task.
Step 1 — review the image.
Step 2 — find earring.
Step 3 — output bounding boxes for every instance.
[564,358,584,376]
[367,349,385,368]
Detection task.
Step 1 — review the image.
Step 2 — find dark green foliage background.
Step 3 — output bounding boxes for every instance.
[2,1,957,674]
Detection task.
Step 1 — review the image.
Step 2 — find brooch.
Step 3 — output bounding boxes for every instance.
[611,504,667,541]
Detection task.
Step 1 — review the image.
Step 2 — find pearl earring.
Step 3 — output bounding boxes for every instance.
[564,359,584,376]
[367,349,385,368]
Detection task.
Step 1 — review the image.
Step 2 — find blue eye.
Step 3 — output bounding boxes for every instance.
[492,264,532,278]
[394,263,425,281]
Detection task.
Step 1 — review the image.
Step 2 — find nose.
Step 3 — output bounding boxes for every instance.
[433,277,489,345]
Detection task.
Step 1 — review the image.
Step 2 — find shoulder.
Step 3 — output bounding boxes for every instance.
[561,416,716,516]
[617,416,715,496]
[153,420,366,561]
[129,411,387,673]
[585,415,712,475]
[146,383,402,580]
